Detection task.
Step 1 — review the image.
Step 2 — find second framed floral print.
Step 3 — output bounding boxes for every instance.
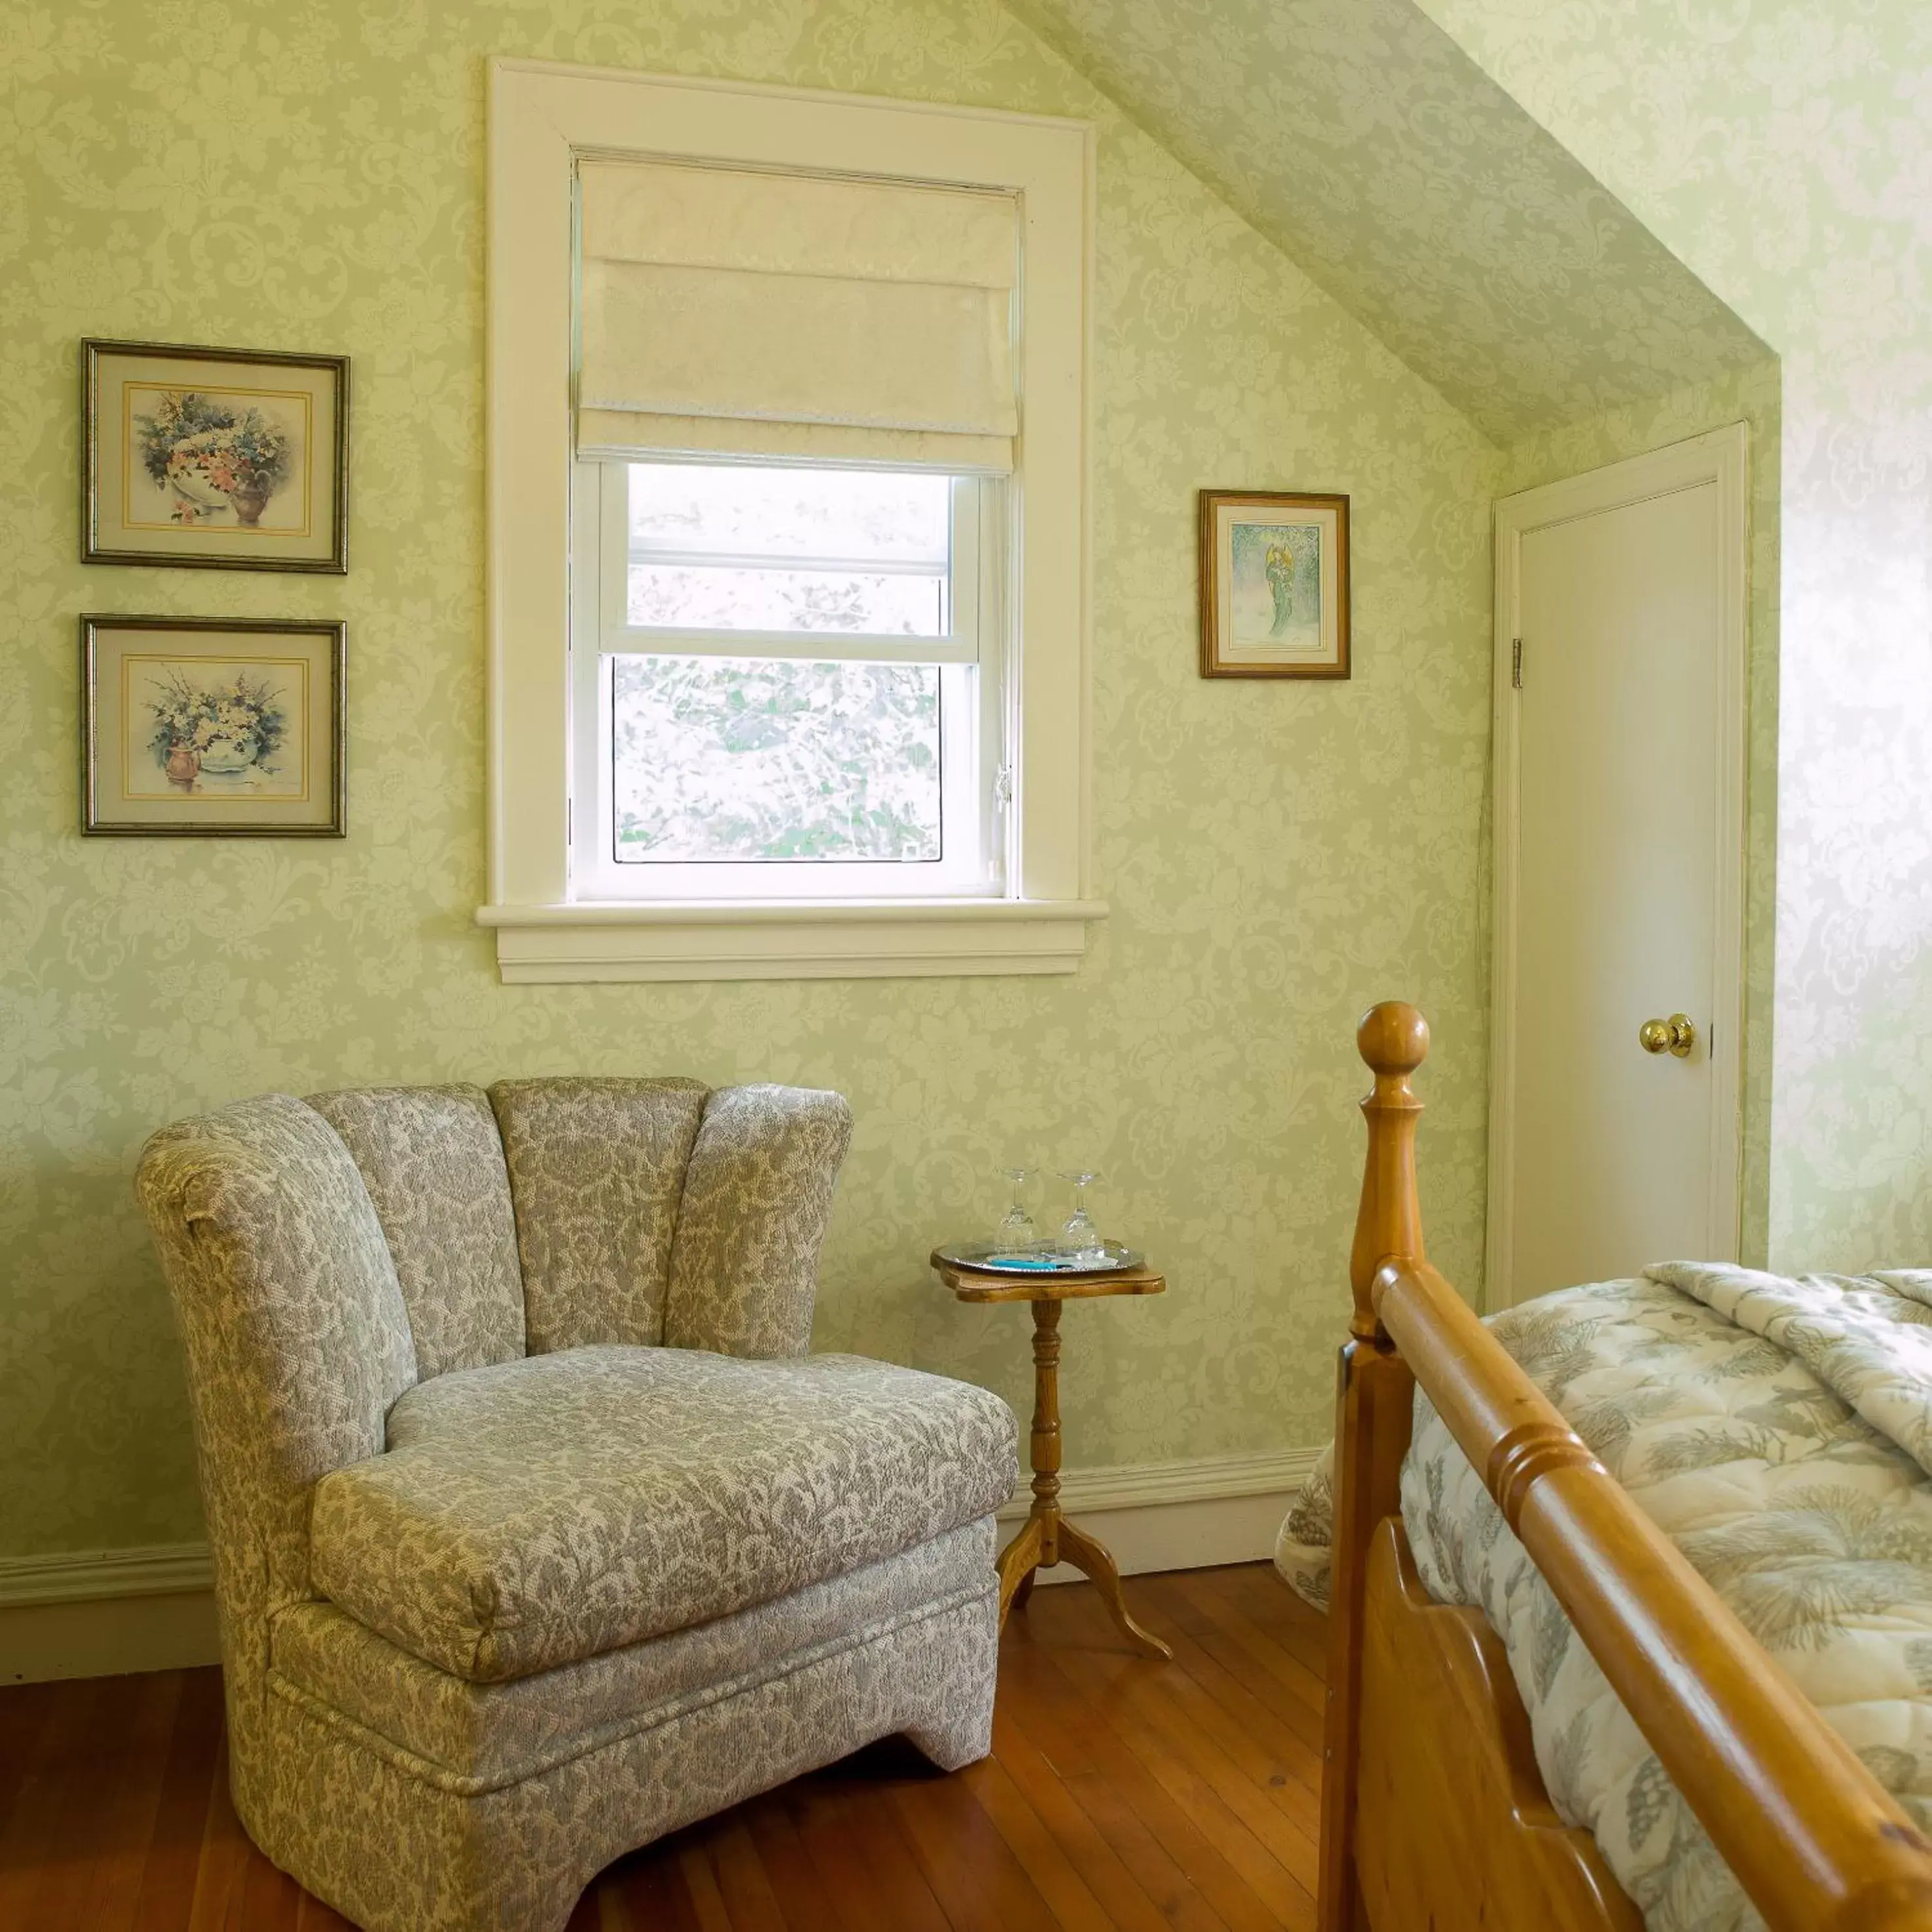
[81,615,346,837]
[82,339,350,573]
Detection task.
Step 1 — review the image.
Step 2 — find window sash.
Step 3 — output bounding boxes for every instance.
[568,462,1006,900]
[596,465,981,664]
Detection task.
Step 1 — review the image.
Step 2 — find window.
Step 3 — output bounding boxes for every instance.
[484,60,1097,981]
[570,461,1003,900]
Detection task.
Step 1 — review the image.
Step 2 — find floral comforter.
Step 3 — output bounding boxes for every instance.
[1275,1265,1932,1932]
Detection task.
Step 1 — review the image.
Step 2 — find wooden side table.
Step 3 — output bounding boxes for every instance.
[932,1256,1173,1661]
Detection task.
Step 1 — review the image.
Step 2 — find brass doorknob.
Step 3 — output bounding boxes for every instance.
[1638,1014,1696,1059]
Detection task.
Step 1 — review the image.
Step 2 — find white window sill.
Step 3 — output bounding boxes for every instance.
[475,898,1108,983]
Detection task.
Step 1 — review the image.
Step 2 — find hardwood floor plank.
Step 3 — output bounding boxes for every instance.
[890,1762,1062,1932]
[1107,1594,1324,1812]
[133,1671,228,1932]
[784,1773,952,1932]
[677,1838,735,1932]
[703,1815,790,1932]
[0,1681,59,1832]
[78,1669,183,1930]
[185,1736,256,1932]
[1000,1631,1239,1932]
[1127,1598,1328,1810]
[1167,1573,1326,1712]
[983,1707,1177,1932]
[0,1677,136,1926]
[1139,1578,1326,1746]
[739,1793,843,1932]
[0,1564,1323,1932]
[1044,1643,1315,1929]
[957,1749,1121,1932]
[602,1841,704,1932]
[1213,1569,1330,1675]
[237,1846,305,1932]
[1058,1639,1321,1881]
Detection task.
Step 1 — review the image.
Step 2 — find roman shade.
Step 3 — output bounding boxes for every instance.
[576,159,1021,473]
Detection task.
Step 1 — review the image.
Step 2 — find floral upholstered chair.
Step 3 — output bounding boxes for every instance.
[137,1078,1017,1932]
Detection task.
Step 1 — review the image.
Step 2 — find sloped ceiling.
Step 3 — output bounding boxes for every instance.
[1009,0,1767,443]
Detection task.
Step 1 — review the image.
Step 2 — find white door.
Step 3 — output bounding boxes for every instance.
[1488,426,1746,1307]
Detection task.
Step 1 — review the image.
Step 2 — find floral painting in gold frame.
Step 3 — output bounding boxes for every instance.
[1198,488,1350,679]
[82,340,349,572]
[81,615,346,837]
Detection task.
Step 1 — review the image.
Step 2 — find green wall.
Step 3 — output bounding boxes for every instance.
[1413,0,1932,1271]
[0,0,1501,1558]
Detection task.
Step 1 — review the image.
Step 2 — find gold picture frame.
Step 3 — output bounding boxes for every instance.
[81,615,347,837]
[82,339,350,573]
[1198,488,1351,680]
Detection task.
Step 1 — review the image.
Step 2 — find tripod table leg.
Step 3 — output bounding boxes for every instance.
[1056,1516,1173,1660]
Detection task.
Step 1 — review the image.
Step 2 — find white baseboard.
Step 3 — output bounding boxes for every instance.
[994,1445,1320,1586]
[0,1447,1321,1683]
[0,1543,220,1685]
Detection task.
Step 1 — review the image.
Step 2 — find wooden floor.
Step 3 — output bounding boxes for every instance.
[0,1562,1327,1931]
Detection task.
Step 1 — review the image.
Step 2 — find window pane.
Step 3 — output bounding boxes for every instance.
[629,463,950,565]
[626,562,945,636]
[612,656,941,862]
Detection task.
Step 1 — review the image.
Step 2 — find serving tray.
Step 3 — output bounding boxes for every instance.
[932,1239,1144,1277]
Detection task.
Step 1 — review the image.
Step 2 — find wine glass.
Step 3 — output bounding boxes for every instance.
[1057,1169,1106,1264]
[994,1166,1039,1251]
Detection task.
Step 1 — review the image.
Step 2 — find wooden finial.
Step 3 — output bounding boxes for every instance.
[1349,1002,1429,1336]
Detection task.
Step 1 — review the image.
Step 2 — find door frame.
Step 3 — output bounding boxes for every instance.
[1485,423,1749,1310]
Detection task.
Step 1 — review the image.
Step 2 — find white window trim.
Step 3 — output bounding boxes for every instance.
[482,58,1101,983]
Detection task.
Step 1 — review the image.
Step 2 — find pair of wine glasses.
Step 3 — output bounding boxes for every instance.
[994,1166,1106,1264]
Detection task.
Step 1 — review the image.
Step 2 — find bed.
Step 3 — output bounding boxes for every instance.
[1303,1001,1932,1932]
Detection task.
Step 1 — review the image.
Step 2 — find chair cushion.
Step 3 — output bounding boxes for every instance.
[273,1518,996,1791]
[308,1345,1016,1683]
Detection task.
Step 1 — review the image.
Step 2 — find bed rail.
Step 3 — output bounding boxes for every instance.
[1318,1001,1932,1932]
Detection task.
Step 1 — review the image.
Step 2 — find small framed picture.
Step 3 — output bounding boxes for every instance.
[82,340,349,573]
[81,615,346,837]
[1198,489,1350,680]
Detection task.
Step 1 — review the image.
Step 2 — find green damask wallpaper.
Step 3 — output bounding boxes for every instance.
[0,0,1501,1558]
[1411,0,1932,1271]
[1008,0,1769,444]
[999,0,1785,1269]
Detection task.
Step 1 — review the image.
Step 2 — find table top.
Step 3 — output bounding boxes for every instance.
[931,1253,1166,1303]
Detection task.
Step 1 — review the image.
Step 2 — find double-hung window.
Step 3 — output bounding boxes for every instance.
[572,460,1002,899]
[485,62,1095,981]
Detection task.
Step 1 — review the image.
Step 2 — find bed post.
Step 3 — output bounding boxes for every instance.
[1317,1002,1428,1932]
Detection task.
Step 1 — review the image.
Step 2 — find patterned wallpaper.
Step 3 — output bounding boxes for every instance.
[0,0,1501,1558]
[1410,0,1932,1270]
[1006,0,1768,443]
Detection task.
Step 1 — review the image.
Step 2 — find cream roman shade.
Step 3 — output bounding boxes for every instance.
[576,159,1021,473]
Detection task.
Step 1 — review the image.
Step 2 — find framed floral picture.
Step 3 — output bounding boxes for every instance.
[81,340,349,572]
[81,615,346,836]
[1197,488,1350,679]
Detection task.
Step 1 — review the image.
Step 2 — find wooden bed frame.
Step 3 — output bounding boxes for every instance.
[1319,1002,1932,1932]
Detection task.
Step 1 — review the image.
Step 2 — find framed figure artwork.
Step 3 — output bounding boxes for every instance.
[81,340,350,572]
[1197,488,1350,680]
[81,615,347,837]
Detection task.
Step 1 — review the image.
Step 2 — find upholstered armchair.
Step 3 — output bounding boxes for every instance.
[137,1078,1016,1932]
